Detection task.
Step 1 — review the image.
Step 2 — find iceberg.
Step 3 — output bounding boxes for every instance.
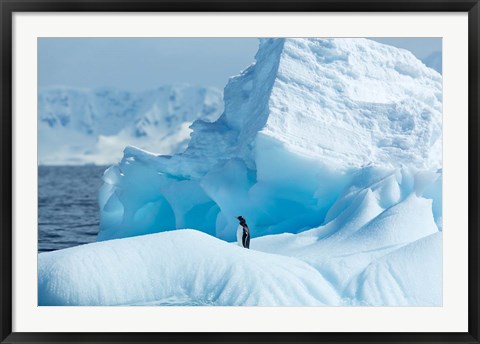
[98,38,442,242]
[38,38,443,306]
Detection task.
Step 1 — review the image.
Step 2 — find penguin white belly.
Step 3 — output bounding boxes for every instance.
[236,225,243,247]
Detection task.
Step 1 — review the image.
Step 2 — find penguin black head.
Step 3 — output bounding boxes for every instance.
[235,216,245,223]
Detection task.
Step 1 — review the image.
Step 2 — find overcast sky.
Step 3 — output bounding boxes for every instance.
[38,38,441,91]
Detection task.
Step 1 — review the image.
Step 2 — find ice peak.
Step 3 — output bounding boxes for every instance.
[179,38,442,174]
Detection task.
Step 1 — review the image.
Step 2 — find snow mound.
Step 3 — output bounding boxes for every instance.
[348,232,442,306]
[98,38,442,242]
[38,85,223,165]
[39,212,441,306]
[39,229,339,306]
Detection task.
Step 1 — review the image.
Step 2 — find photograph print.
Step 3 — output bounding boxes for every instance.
[38,37,443,306]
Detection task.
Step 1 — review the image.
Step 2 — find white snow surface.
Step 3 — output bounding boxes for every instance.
[38,38,443,306]
[39,230,339,306]
[38,85,224,165]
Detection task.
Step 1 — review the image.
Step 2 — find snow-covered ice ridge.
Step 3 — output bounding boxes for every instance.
[39,228,441,306]
[38,85,224,165]
[39,38,443,306]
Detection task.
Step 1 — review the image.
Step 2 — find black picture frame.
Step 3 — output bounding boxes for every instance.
[1,0,479,343]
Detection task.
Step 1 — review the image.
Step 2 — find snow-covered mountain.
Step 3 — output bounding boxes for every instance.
[424,51,442,74]
[38,85,224,165]
[39,38,443,306]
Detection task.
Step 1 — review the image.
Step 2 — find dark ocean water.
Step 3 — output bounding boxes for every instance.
[38,165,107,253]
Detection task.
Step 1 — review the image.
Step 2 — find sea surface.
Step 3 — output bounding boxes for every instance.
[38,165,107,253]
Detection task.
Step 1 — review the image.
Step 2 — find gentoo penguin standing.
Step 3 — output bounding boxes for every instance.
[235,216,250,249]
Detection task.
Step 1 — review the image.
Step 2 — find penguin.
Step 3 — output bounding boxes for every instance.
[235,216,250,249]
